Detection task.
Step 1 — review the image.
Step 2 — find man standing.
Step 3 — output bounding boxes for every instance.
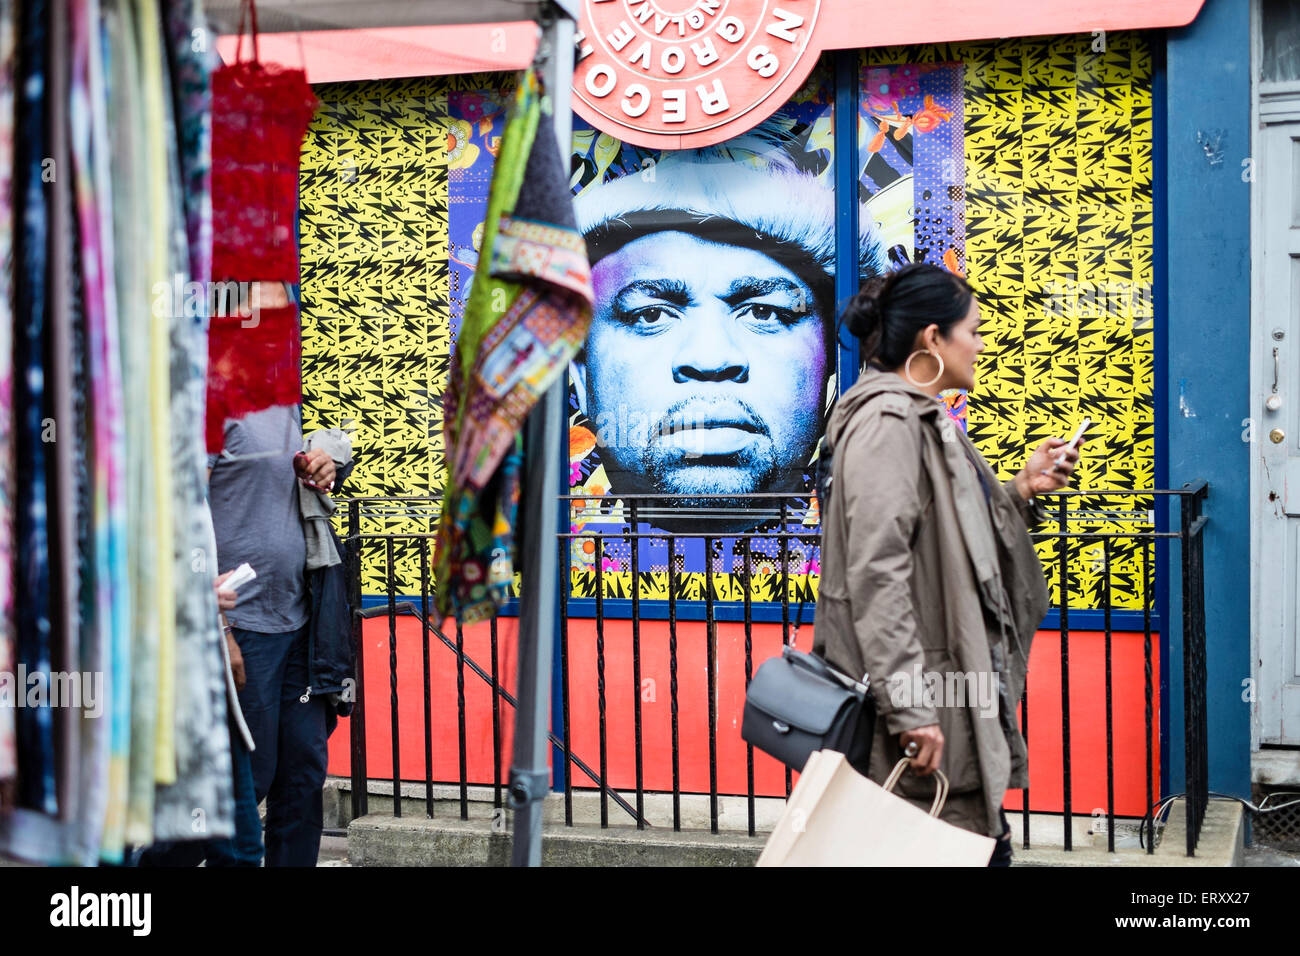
[207,402,336,867]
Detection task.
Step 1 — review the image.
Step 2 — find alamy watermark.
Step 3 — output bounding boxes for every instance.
[1041,276,1154,329]
[0,667,105,718]
[152,274,266,326]
[50,886,151,936]
[886,666,999,719]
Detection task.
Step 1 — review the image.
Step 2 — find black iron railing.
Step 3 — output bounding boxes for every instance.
[1179,480,1210,855]
[340,482,1210,855]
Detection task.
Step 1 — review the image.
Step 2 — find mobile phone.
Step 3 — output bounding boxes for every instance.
[1063,418,1091,452]
[1051,418,1091,470]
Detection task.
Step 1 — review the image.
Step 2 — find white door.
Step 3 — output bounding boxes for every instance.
[1255,101,1300,746]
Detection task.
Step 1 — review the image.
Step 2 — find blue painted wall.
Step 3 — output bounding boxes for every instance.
[1164,0,1252,802]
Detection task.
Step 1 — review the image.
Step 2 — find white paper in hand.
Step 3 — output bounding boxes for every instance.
[222,562,257,593]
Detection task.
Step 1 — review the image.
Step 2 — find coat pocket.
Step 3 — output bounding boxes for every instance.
[881,651,984,796]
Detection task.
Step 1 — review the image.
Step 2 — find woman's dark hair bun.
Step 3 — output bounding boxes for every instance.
[840,262,973,369]
[844,274,890,358]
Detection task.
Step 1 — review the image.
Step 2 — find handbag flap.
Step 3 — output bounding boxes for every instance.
[747,655,859,735]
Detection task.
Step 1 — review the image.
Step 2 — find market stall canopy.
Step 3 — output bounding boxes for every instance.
[207,0,578,29]
[206,1,574,79]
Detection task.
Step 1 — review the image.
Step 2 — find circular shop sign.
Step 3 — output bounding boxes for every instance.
[572,0,824,150]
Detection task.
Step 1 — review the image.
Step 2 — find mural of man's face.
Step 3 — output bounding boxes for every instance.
[575,230,829,502]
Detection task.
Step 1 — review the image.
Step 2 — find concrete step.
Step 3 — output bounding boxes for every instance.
[326,776,789,833]
[344,790,1244,867]
[1012,800,1244,867]
[327,777,1174,849]
[349,814,765,866]
[1252,748,1300,787]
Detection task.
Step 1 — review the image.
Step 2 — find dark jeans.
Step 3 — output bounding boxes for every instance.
[138,717,263,867]
[235,623,330,867]
[989,809,1013,867]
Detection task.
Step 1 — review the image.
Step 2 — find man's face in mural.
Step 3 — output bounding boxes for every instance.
[575,230,829,503]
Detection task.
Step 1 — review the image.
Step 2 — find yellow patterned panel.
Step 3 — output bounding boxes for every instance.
[299,77,451,594]
[869,35,1154,611]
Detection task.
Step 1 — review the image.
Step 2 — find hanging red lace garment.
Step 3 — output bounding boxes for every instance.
[206,0,318,452]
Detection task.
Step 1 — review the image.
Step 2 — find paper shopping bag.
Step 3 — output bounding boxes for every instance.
[757,750,996,867]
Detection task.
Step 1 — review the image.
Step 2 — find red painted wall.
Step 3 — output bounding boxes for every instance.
[328,615,1160,816]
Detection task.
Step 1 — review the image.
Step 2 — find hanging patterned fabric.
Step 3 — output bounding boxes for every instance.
[206,304,303,452]
[0,0,237,865]
[8,0,57,819]
[66,191,99,865]
[70,0,130,864]
[167,0,212,291]
[0,0,17,789]
[103,0,160,848]
[205,0,317,452]
[136,0,179,789]
[209,1,316,282]
[151,0,233,844]
[434,69,594,624]
[46,0,83,840]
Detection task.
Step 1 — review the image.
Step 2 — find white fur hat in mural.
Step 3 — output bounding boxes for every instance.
[574,122,889,308]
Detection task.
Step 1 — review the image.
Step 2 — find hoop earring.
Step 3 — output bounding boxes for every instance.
[903,349,945,389]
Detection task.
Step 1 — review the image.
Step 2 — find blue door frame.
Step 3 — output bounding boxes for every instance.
[1162,0,1253,804]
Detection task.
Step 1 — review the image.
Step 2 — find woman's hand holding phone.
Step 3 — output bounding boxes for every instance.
[1013,421,1088,499]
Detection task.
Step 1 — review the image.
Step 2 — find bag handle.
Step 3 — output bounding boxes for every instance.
[234,0,311,73]
[882,758,949,817]
[235,0,261,65]
[783,645,869,693]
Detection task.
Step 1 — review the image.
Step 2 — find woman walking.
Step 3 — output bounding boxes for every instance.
[813,263,1084,865]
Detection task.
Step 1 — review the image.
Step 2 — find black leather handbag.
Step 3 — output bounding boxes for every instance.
[741,646,875,776]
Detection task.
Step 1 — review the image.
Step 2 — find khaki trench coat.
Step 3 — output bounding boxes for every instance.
[812,367,1050,838]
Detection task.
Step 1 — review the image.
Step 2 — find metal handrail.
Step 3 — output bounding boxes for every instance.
[356,600,651,827]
